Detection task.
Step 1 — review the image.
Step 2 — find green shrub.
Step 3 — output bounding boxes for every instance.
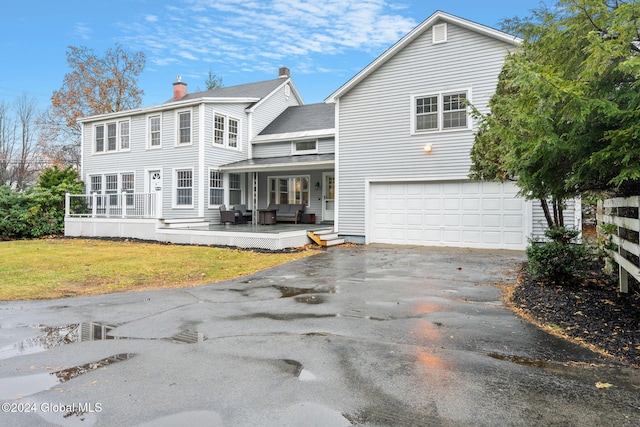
[0,167,84,239]
[526,227,589,284]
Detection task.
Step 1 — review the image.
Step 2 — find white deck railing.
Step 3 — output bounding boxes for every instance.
[65,192,159,219]
[597,196,640,293]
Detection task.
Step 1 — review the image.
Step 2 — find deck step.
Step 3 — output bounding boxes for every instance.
[307,230,344,247]
[159,218,209,229]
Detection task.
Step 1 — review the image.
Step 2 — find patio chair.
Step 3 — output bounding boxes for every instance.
[219,205,243,224]
[233,204,252,222]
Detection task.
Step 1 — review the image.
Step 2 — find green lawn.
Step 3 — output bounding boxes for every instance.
[0,238,318,300]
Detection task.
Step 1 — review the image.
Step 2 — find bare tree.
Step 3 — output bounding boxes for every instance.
[14,94,40,190]
[0,101,17,186]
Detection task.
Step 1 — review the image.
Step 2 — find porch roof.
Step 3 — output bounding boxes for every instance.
[220,153,334,173]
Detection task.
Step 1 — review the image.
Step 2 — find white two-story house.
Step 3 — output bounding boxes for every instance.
[66,11,579,250]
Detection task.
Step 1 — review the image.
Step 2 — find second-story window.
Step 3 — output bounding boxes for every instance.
[107,123,117,151]
[214,114,225,145]
[178,111,191,145]
[95,125,105,153]
[213,114,240,150]
[119,121,130,150]
[149,115,161,148]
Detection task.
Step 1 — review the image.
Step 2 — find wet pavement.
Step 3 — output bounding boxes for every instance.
[0,245,638,426]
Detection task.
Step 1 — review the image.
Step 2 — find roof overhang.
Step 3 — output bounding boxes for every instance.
[253,128,335,144]
[325,10,522,103]
[80,97,261,123]
[220,154,334,173]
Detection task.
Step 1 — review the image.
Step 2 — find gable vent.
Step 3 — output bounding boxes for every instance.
[432,23,447,44]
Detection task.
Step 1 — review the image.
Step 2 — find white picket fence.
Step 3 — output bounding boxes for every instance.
[597,196,640,293]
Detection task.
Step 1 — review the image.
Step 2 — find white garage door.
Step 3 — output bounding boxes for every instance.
[369,181,527,250]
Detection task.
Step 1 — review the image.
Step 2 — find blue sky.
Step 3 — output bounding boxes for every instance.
[1,0,545,110]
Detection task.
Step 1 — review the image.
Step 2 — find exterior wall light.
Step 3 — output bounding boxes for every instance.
[424,143,433,153]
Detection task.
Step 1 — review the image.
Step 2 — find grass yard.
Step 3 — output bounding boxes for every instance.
[0,238,318,300]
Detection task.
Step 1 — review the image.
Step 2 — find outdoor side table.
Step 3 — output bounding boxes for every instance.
[258,209,277,225]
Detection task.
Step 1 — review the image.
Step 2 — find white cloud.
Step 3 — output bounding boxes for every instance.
[74,23,92,40]
[121,0,417,79]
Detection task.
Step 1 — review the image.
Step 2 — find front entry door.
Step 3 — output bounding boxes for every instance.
[322,172,335,222]
[148,170,162,217]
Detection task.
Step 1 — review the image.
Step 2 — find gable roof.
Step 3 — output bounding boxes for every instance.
[81,77,302,123]
[165,78,290,103]
[325,10,522,103]
[259,104,334,135]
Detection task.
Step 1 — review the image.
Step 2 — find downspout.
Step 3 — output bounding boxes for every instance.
[333,99,340,233]
[198,103,205,218]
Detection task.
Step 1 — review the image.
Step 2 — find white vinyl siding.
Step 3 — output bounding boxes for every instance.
[337,22,517,240]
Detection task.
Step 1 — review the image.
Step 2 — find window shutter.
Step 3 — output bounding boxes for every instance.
[433,23,447,44]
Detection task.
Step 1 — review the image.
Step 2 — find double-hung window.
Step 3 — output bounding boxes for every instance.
[213,114,240,150]
[149,115,161,148]
[175,169,193,207]
[107,123,117,151]
[209,170,224,205]
[229,173,242,205]
[119,121,130,150]
[95,125,105,153]
[414,91,468,132]
[177,110,191,145]
[94,120,130,154]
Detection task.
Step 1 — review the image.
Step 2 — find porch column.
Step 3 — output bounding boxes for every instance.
[252,172,258,225]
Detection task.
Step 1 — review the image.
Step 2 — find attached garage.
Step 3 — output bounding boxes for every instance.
[368,181,530,250]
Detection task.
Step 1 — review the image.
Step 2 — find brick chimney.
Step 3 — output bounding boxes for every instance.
[278,67,290,78]
[173,76,187,100]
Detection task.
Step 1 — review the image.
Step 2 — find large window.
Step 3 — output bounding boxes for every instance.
[89,173,135,206]
[414,91,468,132]
[209,170,224,205]
[178,111,191,145]
[94,120,130,154]
[229,173,242,205]
[149,115,161,148]
[175,169,193,207]
[213,114,240,150]
[268,176,309,206]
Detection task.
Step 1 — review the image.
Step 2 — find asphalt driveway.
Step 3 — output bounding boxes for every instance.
[0,245,638,426]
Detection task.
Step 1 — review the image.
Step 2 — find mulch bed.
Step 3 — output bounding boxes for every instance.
[509,262,640,368]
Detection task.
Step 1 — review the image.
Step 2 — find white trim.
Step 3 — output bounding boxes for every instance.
[172,167,195,209]
[175,108,193,146]
[252,128,335,144]
[267,174,311,207]
[80,97,260,123]
[213,111,242,151]
[146,113,163,150]
[220,159,334,173]
[198,104,206,217]
[291,140,318,155]
[432,23,447,44]
[325,11,521,103]
[410,88,473,135]
[334,99,340,232]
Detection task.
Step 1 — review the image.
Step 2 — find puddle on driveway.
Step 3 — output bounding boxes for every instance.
[274,285,336,298]
[0,353,134,400]
[279,359,317,381]
[0,322,206,360]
